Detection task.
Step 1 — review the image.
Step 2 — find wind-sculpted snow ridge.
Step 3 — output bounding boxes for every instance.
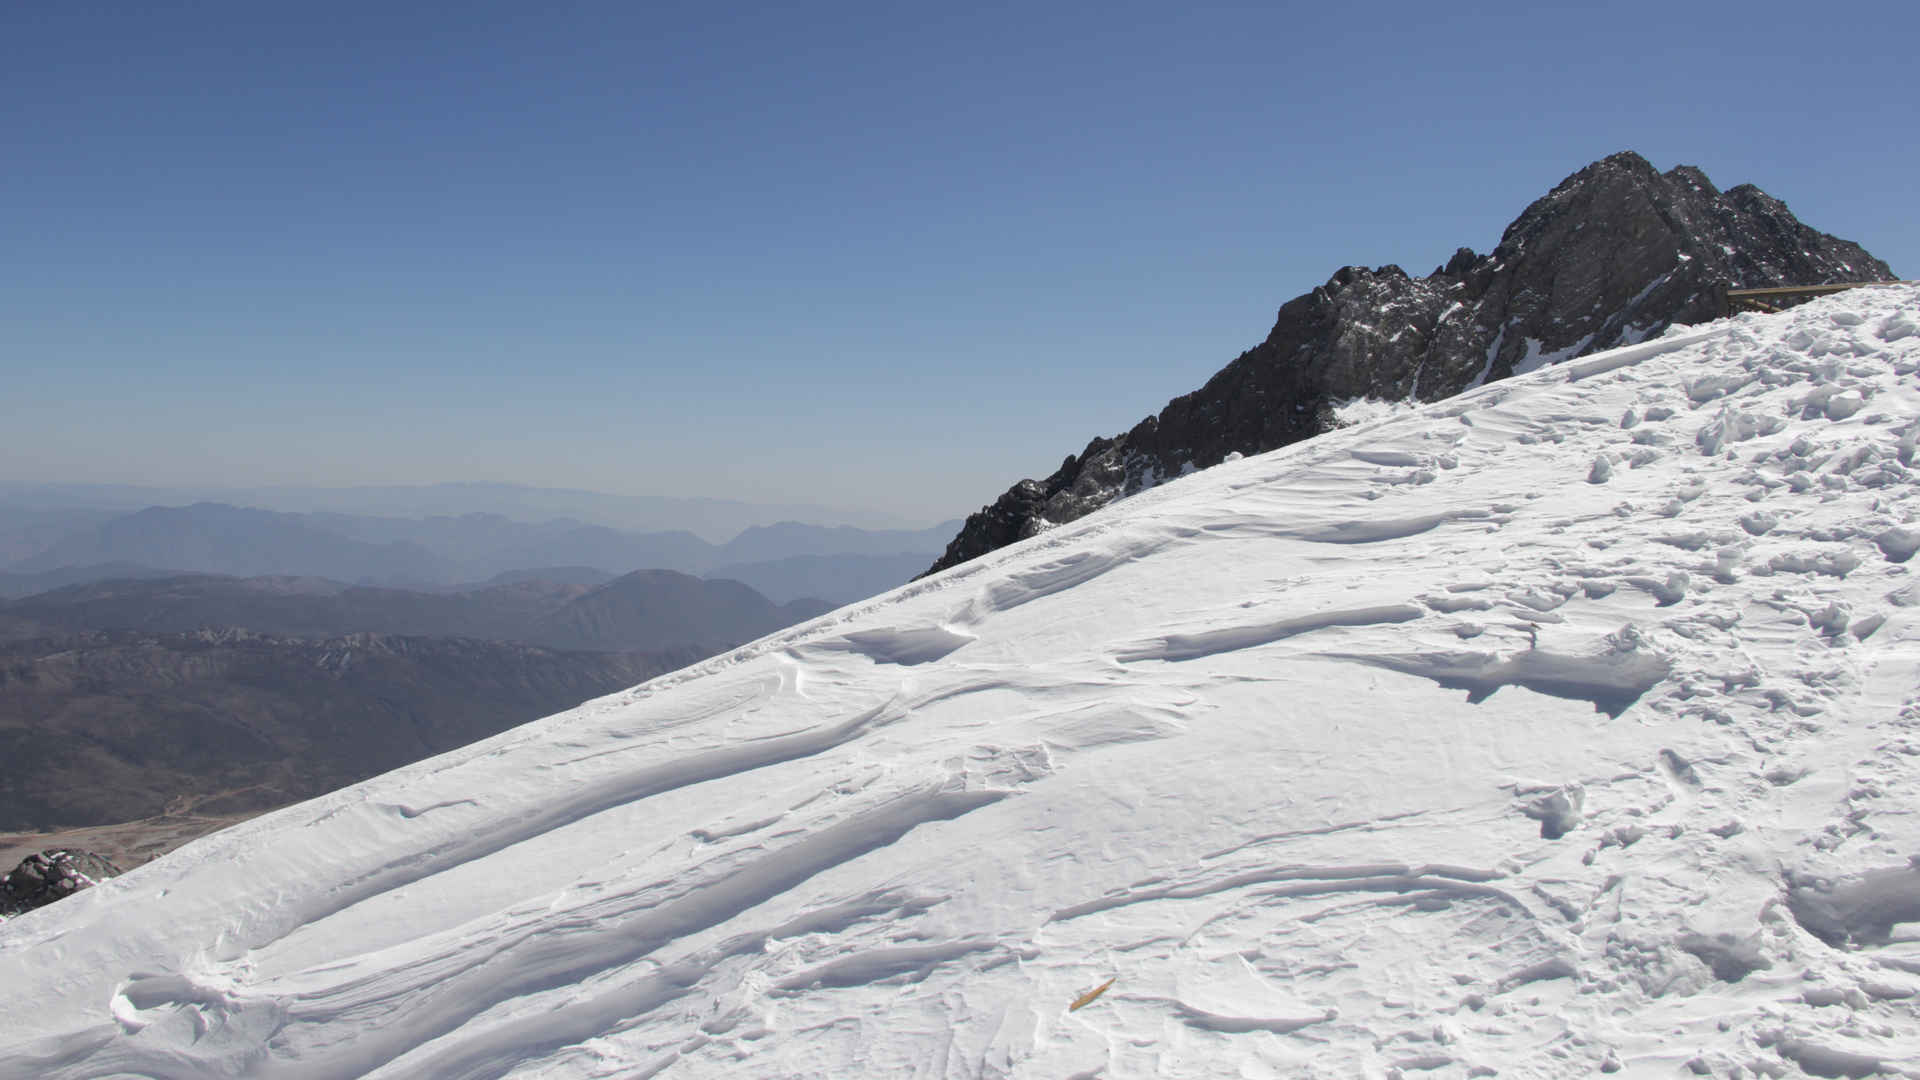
[5,287,1920,1077]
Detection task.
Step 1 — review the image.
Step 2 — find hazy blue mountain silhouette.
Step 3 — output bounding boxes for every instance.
[12,504,957,602]
[13,504,451,583]
[4,569,824,653]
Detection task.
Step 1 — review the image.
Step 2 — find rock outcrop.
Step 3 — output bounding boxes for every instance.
[0,849,123,918]
[926,152,1894,575]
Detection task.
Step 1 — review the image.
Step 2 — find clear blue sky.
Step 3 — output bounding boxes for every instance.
[5,1,1913,524]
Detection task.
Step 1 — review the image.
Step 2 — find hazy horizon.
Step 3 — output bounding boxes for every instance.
[0,478,959,537]
[6,2,1913,525]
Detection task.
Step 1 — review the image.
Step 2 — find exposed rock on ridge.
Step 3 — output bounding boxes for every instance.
[926,152,1894,575]
[1,849,122,918]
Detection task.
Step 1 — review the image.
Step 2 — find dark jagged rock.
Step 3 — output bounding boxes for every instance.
[926,152,1894,576]
[1,849,123,917]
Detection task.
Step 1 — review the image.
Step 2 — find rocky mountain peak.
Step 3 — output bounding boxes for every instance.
[925,153,1895,576]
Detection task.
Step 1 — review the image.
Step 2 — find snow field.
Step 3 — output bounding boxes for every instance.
[1,286,1918,1077]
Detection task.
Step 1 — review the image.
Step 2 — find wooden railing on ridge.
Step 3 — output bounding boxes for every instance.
[1720,280,1917,315]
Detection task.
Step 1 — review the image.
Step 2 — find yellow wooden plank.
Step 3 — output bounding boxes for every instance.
[1724,281,1914,299]
[1068,976,1116,1012]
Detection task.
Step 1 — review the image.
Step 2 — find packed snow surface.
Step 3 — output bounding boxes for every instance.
[5,287,1920,1078]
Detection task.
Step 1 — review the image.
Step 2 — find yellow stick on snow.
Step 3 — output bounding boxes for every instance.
[1068,977,1116,1012]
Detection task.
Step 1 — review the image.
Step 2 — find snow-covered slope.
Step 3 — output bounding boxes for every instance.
[5,287,1920,1078]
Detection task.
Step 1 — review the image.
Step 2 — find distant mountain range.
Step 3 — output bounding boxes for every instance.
[0,494,951,840]
[0,481,924,539]
[0,629,702,831]
[2,502,959,605]
[0,566,844,834]
[700,552,936,607]
[1,570,831,654]
[0,506,119,564]
[11,504,450,583]
[928,151,1897,574]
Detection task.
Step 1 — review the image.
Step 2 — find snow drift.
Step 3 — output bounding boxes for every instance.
[3,286,1920,1078]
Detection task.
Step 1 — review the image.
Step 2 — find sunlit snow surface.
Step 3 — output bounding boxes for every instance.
[5,288,1920,1078]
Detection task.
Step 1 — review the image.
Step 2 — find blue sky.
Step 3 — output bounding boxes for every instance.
[5,1,1913,524]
